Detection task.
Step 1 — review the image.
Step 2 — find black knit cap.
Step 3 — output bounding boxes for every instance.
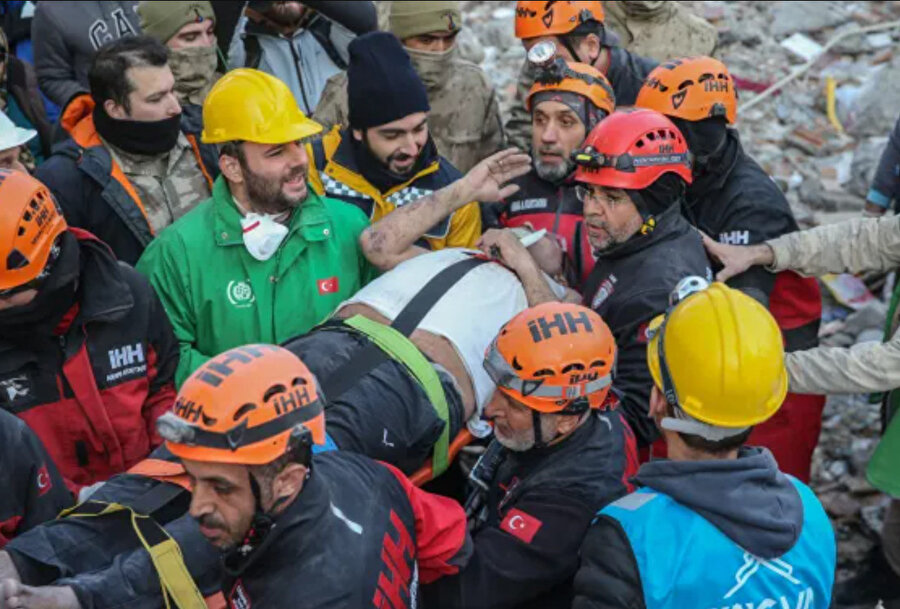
[347,31,430,130]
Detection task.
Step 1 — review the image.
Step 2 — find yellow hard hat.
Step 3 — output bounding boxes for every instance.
[201,68,323,145]
[647,281,787,431]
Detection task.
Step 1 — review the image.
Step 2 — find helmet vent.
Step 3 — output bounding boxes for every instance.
[262,384,286,404]
[233,403,257,421]
[6,249,27,271]
[533,368,555,377]
[677,80,694,90]
[292,376,308,386]
[590,359,607,368]
[23,211,32,222]
[561,363,585,373]
[512,356,523,371]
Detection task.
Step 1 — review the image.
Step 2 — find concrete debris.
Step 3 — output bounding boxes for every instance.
[464,0,900,582]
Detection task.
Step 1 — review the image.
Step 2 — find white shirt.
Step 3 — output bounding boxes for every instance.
[341,249,566,414]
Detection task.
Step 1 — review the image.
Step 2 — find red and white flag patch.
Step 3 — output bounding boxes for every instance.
[36,465,52,497]
[317,277,339,295]
[500,508,543,544]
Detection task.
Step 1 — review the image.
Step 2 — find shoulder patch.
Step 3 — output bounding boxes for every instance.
[500,508,543,543]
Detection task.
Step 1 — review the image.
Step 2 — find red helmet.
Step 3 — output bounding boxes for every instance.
[572,108,693,190]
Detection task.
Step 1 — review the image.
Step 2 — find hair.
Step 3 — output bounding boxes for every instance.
[218,140,246,164]
[665,402,752,455]
[88,35,169,113]
[563,19,606,51]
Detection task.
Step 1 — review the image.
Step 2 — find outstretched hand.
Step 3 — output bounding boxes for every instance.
[462,148,532,202]
[701,232,773,282]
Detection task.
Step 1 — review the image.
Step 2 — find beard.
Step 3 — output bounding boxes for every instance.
[584,214,643,254]
[533,146,574,182]
[493,414,557,452]
[243,162,307,214]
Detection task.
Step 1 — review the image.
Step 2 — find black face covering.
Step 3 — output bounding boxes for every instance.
[0,231,81,342]
[93,102,182,156]
[353,134,437,194]
[671,117,729,172]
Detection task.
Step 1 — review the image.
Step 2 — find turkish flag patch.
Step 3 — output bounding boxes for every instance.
[500,508,543,544]
[36,465,52,497]
[317,276,339,295]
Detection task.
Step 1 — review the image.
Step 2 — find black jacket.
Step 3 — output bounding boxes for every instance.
[282,321,465,475]
[683,131,798,306]
[682,131,821,350]
[488,171,596,288]
[606,46,658,106]
[223,451,470,609]
[582,206,711,447]
[423,412,637,609]
[0,230,178,491]
[0,408,71,547]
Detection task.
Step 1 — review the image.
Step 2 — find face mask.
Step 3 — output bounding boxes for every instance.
[241,212,289,261]
[406,45,455,90]
[169,46,219,106]
[93,104,182,156]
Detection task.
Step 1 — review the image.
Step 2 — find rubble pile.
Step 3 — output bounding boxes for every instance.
[460,0,900,579]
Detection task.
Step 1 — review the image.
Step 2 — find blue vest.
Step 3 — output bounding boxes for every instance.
[601,478,835,609]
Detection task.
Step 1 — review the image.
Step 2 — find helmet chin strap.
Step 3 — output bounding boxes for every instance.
[532,410,546,450]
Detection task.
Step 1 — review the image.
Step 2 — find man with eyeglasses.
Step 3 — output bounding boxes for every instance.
[571,109,711,451]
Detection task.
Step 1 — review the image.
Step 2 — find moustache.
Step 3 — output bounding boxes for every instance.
[197,513,227,531]
[538,146,565,156]
[281,166,306,183]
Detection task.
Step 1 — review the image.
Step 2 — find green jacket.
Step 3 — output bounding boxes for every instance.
[137,176,376,386]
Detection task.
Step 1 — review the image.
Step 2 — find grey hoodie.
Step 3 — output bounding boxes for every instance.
[32,1,140,107]
[634,446,803,559]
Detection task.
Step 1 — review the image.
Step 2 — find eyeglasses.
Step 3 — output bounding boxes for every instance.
[574,184,599,204]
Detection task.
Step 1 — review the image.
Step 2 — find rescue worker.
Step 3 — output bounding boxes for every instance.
[137,0,221,178]
[572,108,711,448]
[635,56,824,482]
[308,31,482,251]
[601,1,717,63]
[159,344,470,608]
[704,215,900,608]
[422,302,637,609]
[34,36,215,265]
[136,68,377,387]
[489,51,615,289]
[573,281,836,609]
[227,0,377,115]
[0,111,36,173]
[506,1,657,151]
[0,170,179,494]
[0,409,72,546]
[313,1,504,173]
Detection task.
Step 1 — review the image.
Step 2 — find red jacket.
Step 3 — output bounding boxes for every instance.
[0,229,178,492]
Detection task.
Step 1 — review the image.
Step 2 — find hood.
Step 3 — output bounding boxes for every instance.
[685,128,741,202]
[635,446,803,559]
[60,94,102,148]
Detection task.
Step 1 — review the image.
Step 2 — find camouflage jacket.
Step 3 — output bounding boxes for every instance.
[769,216,900,393]
[312,57,504,173]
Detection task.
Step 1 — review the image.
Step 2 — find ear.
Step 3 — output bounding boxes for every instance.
[104,98,130,120]
[580,33,602,65]
[219,153,244,185]
[555,412,581,436]
[351,128,364,143]
[269,462,308,507]
[648,385,667,423]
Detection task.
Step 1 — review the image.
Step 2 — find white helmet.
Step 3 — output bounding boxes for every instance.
[0,111,36,152]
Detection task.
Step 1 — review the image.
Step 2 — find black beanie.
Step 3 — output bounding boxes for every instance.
[347,32,430,130]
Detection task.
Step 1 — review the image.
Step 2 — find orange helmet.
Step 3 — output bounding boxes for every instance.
[526,60,615,117]
[158,345,326,466]
[636,56,737,125]
[0,170,67,295]
[515,1,604,40]
[484,302,616,413]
